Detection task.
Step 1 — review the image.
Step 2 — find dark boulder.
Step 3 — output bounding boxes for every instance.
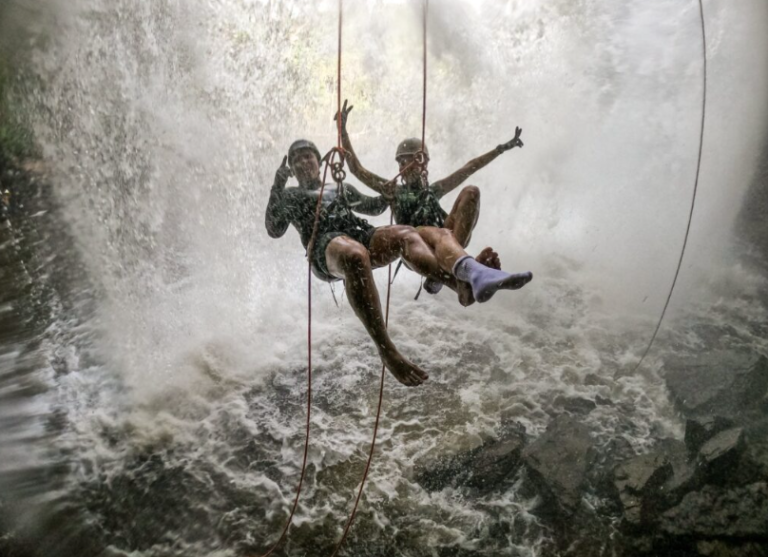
[414,451,474,493]
[684,416,737,454]
[738,418,768,484]
[553,395,597,415]
[595,395,614,407]
[522,415,593,513]
[663,351,768,419]
[695,540,768,557]
[463,430,527,492]
[697,427,746,483]
[657,439,699,506]
[659,482,768,539]
[614,451,674,526]
[586,435,636,503]
[415,422,527,494]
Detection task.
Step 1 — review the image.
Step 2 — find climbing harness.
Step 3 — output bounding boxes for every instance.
[630,0,707,374]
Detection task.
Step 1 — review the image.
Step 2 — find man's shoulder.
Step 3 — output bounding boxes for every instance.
[281,186,313,198]
[427,180,445,198]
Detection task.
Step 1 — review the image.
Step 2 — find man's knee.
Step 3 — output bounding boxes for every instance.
[335,239,370,270]
[382,225,421,247]
[460,185,480,203]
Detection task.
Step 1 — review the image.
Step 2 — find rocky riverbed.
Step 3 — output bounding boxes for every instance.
[416,351,768,556]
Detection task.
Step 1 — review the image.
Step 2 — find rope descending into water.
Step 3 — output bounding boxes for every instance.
[328,1,429,555]
[257,3,349,553]
[630,0,707,374]
[256,132,338,557]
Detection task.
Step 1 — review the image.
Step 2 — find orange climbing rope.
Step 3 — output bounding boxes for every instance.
[259,1,429,554]
[258,0,355,554]
[257,133,337,557]
[328,2,429,556]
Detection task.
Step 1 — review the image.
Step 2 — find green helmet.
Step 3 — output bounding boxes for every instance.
[395,137,429,161]
[288,139,322,167]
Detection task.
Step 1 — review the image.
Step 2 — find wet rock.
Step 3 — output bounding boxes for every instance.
[738,418,768,483]
[413,453,466,493]
[684,416,737,454]
[587,435,636,503]
[463,431,527,492]
[663,351,768,419]
[522,415,593,513]
[415,422,527,494]
[696,539,768,557]
[614,452,673,526]
[697,427,746,482]
[584,373,610,387]
[595,395,614,407]
[659,482,768,538]
[553,395,596,415]
[658,439,699,504]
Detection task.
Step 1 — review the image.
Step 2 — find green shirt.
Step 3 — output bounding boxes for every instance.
[391,180,448,228]
[265,180,387,249]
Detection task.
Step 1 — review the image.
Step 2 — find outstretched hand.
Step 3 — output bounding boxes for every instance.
[333,99,354,130]
[498,127,524,152]
[274,155,292,188]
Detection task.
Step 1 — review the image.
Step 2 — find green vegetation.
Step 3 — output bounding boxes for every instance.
[0,60,35,162]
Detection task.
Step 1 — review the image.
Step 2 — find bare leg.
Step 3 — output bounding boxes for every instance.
[369,225,475,306]
[369,225,453,282]
[417,227,532,302]
[325,235,428,387]
[415,227,473,275]
[369,225,530,306]
[443,185,480,248]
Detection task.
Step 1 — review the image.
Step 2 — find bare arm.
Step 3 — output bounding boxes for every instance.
[431,127,524,198]
[344,184,389,216]
[336,100,396,199]
[265,156,292,238]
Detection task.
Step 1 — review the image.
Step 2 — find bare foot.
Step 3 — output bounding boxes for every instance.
[455,248,501,306]
[476,247,501,270]
[382,351,429,387]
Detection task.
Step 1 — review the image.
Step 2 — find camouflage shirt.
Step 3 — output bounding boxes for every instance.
[265,180,387,249]
[391,179,448,229]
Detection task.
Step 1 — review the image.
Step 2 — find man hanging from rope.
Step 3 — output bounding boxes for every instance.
[336,99,526,295]
[266,139,533,386]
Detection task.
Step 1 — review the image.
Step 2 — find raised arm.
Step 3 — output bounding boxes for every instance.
[336,100,395,199]
[265,155,292,238]
[431,127,524,198]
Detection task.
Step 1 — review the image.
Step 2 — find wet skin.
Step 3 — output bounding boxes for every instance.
[275,147,514,386]
[287,147,481,386]
[337,100,523,278]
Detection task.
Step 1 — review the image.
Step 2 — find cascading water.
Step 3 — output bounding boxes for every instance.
[2,0,768,556]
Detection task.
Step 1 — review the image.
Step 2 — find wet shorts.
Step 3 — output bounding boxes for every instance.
[310,226,377,283]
